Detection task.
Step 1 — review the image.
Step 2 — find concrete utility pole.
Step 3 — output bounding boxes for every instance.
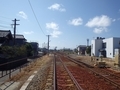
[87,39,89,46]
[12,18,20,45]
[47,35,50,54]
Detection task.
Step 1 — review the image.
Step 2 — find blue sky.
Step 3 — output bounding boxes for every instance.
[0,0,120,49]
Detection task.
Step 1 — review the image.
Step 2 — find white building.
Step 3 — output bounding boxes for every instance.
[91,37,120,58]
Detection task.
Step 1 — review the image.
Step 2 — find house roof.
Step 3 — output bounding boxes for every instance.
[0,30,11,37]
[78,45,87,47]
[12,34,25,39]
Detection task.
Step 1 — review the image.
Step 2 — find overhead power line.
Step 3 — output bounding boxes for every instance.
[0,16,12,20]
[0,24,11,28]
[0,19,11,24]
[28,0,46,36]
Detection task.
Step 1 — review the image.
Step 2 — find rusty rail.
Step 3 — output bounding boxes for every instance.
[58,56,84,90]
[53,55,57,90]
[67,56,120,89]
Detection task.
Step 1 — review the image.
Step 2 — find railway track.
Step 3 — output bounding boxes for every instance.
[66,55,120,89]
[55,55,83,90]
[91,68,120,88]
[57,55,114,90]
[36,53,120,90]
[24,54,81,90]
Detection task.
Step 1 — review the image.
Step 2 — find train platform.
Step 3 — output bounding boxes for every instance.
[0,55,53,90]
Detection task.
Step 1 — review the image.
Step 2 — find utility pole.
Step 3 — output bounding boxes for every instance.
[46,35,50,54]
[12,18,20,45]
[87,39,89,46]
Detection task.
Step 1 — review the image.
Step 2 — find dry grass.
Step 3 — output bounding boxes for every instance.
[5,55,53,90]
[76,56,91,61]
[75,55,115,67]
[76,55,112,61]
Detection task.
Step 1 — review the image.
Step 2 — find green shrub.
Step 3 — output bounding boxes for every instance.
[1,45,27,58]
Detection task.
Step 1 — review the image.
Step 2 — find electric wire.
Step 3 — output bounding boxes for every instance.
[0,16,13,29]
[0,16,12,20]
[0,24,11,28]
[28,0,46,36]
[0,19,12,24]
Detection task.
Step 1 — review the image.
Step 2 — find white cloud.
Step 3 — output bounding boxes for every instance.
[18,11,28,19]
[86,15,111,27]
[93,27,107,34]
[50,30,62,38]
[48,3,66,12]
[86,15,112,34]
[23,31,34,34]
[68,17,83,26]
[46,22,59,30]
[60,8,66,12]
[46,22,62,38]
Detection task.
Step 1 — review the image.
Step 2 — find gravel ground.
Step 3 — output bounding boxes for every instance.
[25,57,53,90]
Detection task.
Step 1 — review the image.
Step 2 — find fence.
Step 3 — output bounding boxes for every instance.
[0,57,27,79]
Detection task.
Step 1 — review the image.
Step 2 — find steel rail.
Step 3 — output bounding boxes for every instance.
[53,54,57,90]
[59,56,84,90]
[92,67,120,80]
[67,56,120,89]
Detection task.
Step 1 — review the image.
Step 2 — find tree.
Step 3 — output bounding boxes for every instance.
[86,46,91,55]
[1,46,14,58]
[74,48,78,53]
[25,43,33,57]
[1,45,28,58]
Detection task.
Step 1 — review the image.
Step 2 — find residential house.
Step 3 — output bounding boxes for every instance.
[9,34,26,46]
[77,45,87,55]
[0,30,12,46]
[91,37,120,58]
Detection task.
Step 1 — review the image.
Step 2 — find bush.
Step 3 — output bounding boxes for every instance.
[0,43,35,59]
[1,45,27,59]
[86,46,91,55]
[25,43,34,57]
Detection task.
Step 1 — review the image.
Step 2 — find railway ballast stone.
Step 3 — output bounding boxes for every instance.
[25,57,53,90]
